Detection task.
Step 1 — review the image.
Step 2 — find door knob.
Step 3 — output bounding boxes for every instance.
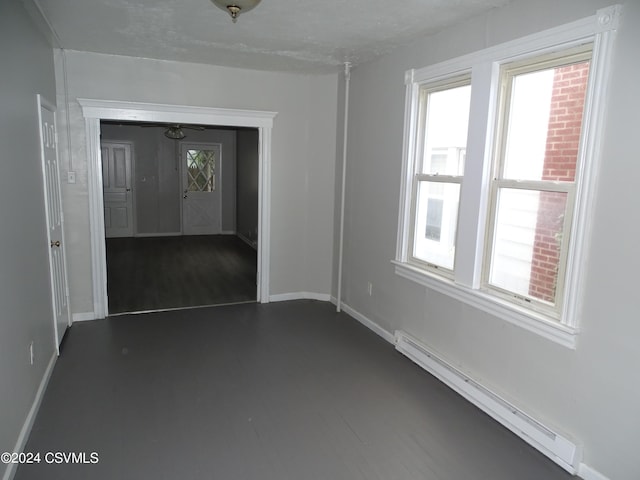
[50,240,61,248]
[183,195,188,199]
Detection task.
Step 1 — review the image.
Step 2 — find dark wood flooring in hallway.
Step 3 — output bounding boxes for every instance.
[106,235,257,314]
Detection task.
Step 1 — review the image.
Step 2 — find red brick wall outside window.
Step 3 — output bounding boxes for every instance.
[528,62,590,303]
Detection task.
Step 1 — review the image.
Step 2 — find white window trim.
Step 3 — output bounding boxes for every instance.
[395,5,620,349]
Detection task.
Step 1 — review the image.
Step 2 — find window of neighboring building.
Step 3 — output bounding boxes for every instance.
[394,6,619,348]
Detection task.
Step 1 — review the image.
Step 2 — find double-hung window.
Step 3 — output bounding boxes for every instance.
[410,77,471,273]
[485,46,592,317]
[394,6,619,348]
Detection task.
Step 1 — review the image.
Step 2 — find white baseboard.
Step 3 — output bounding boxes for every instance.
[578,463,610,480]
[269,292,331,302]
[2,352,57,480]
[337,302,395,344]
[237,232,257,250]
[395,330,581,474]
[221,230,236,235]
[72,311,97,323]
[134,232,181,237]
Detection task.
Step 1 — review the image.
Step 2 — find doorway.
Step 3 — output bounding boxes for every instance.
[100,120,261,314]
[80,99,276,318]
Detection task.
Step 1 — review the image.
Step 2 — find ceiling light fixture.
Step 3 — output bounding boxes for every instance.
[210,0,262,23]
[164,126,186,140]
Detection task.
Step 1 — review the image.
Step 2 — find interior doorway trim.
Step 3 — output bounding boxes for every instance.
[79,99,276,318]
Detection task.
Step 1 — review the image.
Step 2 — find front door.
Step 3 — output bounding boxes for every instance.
[102,142,134,237]
[181,143,222,235]
[38,95,71,352]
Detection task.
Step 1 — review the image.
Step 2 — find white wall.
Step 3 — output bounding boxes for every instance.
[340,1,640,478]
[54,51,339,314]
[0,1,57,476]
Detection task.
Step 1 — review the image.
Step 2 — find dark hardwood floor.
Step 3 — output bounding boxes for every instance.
[16,301,572,480]
[106,235,257,314]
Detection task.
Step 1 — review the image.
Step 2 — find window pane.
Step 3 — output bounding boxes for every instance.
[503,61,590,182]
[413,181,460,270]
[186,149,216,192]
[489,188,568,305]
[421,84,471,175]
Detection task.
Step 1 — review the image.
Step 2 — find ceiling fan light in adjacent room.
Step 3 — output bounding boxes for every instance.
[210,0,262,23]
[164,126,186,140]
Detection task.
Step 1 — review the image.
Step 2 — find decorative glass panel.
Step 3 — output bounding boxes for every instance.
[186,149,216,192]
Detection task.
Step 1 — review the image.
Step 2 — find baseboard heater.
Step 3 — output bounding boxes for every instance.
[394,330,580,474]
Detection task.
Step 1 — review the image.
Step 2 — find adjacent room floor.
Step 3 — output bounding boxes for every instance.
[106,235,257,314]
[16,301,572,480]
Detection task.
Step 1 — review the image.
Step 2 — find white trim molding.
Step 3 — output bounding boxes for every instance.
[72,311,97,323]
[236,232,257,250]
[2,352,57,480]
[134,232,182,238]
[338,303,395,344]
[269,292,331,303]
[395,330,582,474]
[578,463,611,480]
[78,99,276,317]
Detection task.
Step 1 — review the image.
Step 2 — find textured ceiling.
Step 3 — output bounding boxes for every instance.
[34,0,511,73]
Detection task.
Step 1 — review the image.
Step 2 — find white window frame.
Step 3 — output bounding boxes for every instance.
[483,45,592,318]
[394,5,620,348]
[408,75,471,277]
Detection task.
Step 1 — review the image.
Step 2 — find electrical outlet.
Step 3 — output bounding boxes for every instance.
[67,171,76,184]
[29,341,34,365]
[367,282,373,296]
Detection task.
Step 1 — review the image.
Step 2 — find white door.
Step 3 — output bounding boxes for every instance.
[181,143,222,235]
[102,142,134,237]
[38,95,71,352]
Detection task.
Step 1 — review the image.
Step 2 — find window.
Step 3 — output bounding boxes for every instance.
[186,149,216,192]
[394,6,619,347]
[485,47,592,317]
[409,79,471,272]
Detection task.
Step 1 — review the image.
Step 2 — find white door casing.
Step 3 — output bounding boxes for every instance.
[38,95,71,352]
[79,99,276,318]
[102,142,134,237]
[181,143,222,235]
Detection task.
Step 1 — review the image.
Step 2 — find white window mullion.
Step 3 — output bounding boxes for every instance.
[454,61,497,289]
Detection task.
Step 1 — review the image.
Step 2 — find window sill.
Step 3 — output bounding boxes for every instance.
[392,260,578,349]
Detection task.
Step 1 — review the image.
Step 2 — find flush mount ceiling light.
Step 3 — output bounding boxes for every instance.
[210,0,262,23]
[139,123,206,140]
[164,126,186,140]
